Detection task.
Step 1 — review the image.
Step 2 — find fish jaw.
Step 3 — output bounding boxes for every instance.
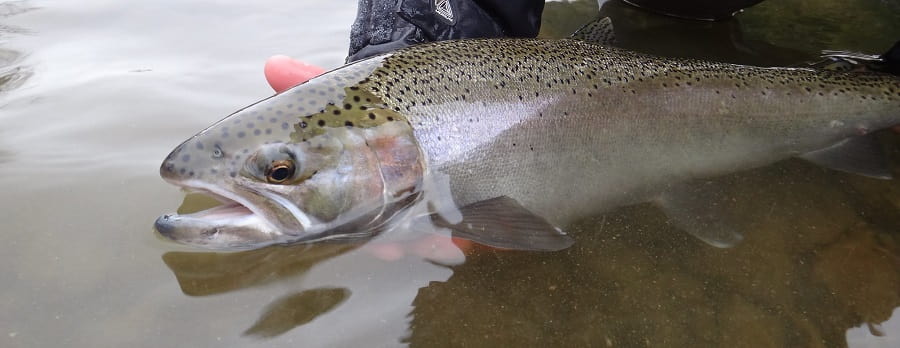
[154,202,281,250]
[154,171,309,250]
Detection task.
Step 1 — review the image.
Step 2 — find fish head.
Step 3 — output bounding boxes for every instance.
[156,57,424,250]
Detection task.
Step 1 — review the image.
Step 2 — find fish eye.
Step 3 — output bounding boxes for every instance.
[212,147,224,158]
[266,160,295,184]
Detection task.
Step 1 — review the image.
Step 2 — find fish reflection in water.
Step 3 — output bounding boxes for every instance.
[162,243,359,296]
[163,244,357,339]
[243,287,350,338]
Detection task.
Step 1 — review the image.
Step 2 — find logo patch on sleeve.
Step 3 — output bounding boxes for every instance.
[435,0,454,24]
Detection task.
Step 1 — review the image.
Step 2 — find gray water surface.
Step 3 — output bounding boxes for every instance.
[1,0,900,347]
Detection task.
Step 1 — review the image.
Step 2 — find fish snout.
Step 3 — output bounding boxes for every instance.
[154,214,210,244]
[159,142,197,183]
[154,214,177,240]
[160,158,179,181]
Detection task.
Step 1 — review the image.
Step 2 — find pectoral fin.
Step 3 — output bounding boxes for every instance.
[432,196,574,251]
[571,17,617,46]
[799,134,892,179]
[656,181,744,248]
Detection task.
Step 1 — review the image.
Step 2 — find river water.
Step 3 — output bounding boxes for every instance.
[1,0,899,347]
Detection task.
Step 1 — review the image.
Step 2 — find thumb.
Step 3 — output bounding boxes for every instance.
[263,55,326,93]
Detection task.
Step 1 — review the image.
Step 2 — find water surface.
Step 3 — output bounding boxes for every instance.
[1,0,899,347]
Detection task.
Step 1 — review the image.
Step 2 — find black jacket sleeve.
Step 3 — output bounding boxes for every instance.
[346,0,544,63]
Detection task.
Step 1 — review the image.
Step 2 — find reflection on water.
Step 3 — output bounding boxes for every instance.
[595,0,809,65]
[0,57,33,94]
[162,243,358,296]
[1,0,899,347]
[407,145,900,346]
[243,287,350,338]
[0,1,33,94]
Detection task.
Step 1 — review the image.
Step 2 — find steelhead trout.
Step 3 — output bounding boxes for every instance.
[154,24,900,251]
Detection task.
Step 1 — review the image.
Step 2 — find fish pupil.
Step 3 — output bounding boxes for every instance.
[271,167,291,181]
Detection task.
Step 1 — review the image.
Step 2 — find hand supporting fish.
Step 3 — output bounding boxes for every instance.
[155,19,900,251]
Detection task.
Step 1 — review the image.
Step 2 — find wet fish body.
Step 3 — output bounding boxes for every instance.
[156,36,900,250]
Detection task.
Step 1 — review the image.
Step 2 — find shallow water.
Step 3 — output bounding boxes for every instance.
[1,0,899,347]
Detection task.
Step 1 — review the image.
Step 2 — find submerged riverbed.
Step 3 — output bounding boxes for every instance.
[1,0,899,346]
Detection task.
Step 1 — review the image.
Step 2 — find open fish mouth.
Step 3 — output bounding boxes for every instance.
[173,184,270,225]
[179,195,255,221]
[154,184,283,249]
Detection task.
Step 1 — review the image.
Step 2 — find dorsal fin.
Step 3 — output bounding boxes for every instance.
[812,50,883,73]
[571,17,616,46]
[810,40,900,75]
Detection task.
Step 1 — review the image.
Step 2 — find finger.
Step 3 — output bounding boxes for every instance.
[411,235,469,265]
[364,242,406,261]
[263,55,326,93]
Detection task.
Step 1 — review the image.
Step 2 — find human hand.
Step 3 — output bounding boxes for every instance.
[263,55,326,93]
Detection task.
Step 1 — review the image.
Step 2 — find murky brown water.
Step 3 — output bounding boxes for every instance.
[1,0,899,347]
